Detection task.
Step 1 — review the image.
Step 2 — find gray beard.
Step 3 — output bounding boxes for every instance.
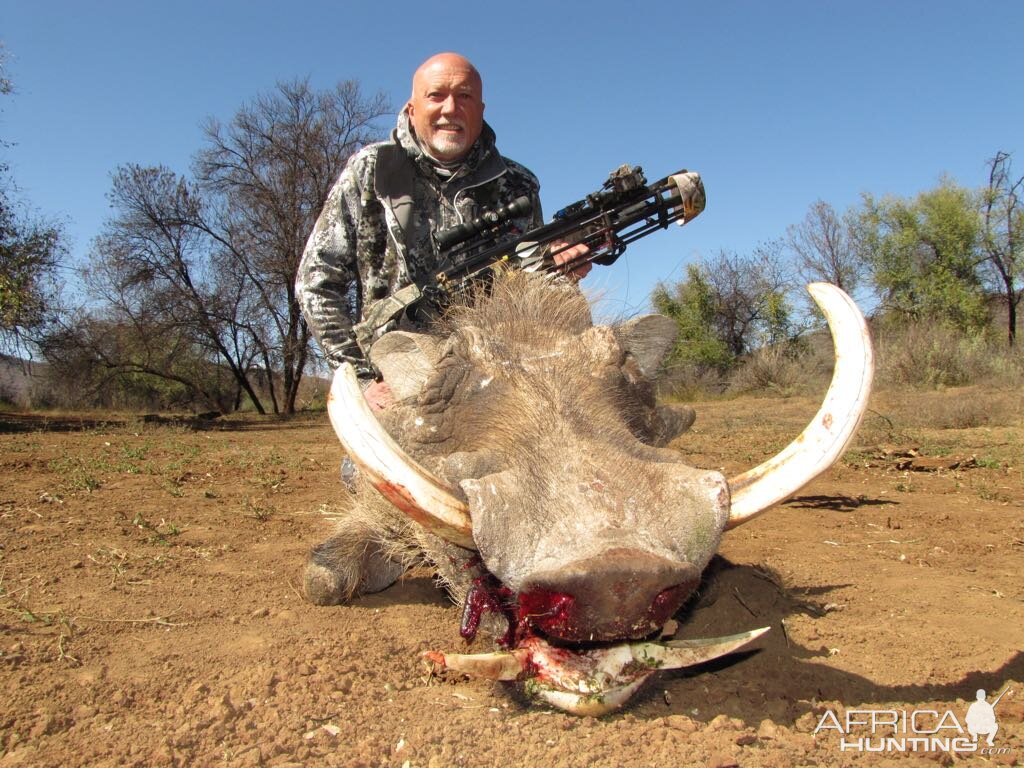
[417,140,466,175]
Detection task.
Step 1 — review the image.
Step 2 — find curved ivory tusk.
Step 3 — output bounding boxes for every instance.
[327,363,476,549]
[654,626,771,668]
[726,283,874,529]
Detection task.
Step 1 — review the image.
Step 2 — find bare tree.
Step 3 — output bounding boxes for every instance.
[0,173,66,352]
[85,165,268,412]
[41,310,239,411]
[981,151,1023,346]
[72,79,390,413]
[785,199,864,294]
[703,242,795,357]
[1,45,67,354]
[193,79,390,413]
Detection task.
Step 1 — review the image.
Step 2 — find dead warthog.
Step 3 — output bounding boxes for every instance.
[304,271,873,714]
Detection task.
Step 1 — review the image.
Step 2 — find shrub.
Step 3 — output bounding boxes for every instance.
[875,322,1024,388]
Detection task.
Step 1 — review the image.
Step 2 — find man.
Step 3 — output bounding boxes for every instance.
[297,52,588,410]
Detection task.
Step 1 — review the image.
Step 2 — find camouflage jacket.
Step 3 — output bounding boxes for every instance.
[296,111,543,372]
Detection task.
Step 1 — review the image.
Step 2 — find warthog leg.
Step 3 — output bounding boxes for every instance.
[303,517,407,604]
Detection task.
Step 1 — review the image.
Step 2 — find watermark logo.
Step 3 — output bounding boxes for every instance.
[813,686,1013,755]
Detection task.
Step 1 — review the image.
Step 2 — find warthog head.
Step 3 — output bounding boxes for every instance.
[312,271,873,714]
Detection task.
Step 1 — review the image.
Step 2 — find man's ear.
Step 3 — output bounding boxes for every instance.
[405,101,414,119]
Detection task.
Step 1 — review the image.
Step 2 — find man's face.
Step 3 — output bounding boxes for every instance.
[407,59,484,162]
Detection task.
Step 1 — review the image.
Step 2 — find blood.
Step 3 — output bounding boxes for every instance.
[516,588,576,638]
[460,568,691,648]
[648,582,693,626]
[459,572,577,648]
[459,574,516,646]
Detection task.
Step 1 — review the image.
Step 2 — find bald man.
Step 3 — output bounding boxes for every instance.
[297,53,587,405]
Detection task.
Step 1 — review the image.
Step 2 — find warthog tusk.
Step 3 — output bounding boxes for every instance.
[423,626,770,716]
[422,649,529,681]
[726,283,874,528]
[327,363,475,549]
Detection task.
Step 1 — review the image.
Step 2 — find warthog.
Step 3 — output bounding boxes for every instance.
[305,270,873,715]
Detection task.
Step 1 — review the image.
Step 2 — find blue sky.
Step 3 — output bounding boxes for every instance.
[3,1,1021,319]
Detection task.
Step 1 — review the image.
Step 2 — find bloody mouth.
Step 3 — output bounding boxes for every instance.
[458,569,690,650]
[459,573,576,649]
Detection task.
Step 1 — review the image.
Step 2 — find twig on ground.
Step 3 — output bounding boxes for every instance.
[732,588,758,617]
[78,614,187,627]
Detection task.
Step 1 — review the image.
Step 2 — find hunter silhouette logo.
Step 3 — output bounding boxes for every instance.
[814,686,1014,754]
[966,688,1008,747]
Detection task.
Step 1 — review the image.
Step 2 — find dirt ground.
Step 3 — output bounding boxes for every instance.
[1,385,1022,767]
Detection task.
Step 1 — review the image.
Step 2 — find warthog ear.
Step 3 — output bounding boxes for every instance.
[614,315,679,379]
[369,331,439,400]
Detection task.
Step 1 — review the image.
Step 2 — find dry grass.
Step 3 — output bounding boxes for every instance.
[874,322,1024,389]
[672,323,1023,430]
[868,386,1024,432]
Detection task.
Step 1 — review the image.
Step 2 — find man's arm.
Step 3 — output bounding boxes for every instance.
[296,156,367,371]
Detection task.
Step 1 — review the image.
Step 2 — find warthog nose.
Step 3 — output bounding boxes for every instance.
[518,548,700,642]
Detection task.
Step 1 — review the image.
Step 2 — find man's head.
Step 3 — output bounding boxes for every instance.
[407,53,484,163]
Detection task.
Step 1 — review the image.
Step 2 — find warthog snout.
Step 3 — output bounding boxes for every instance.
[519,548,701,642]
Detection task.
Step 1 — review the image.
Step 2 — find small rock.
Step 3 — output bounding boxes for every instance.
[250,607,269,619]
[262,671,279,694]
[187,682,210,703]
[149,744,175,764]
[297,663,313,676]
[707,751,739,768]
[734,733,757,746]
[209,693,236,723]
[665,715,697,733]
[757,719,780,740]
[707,714,740,732]
[30,715,56,739]
[794,712,818,733]
[789,733,815,751]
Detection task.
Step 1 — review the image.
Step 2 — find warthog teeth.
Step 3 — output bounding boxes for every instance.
[422,648,528,681]
[423,626,770,716]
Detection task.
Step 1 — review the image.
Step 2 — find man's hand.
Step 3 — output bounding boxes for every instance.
[363,380,394,412]
[552,242,592,281]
